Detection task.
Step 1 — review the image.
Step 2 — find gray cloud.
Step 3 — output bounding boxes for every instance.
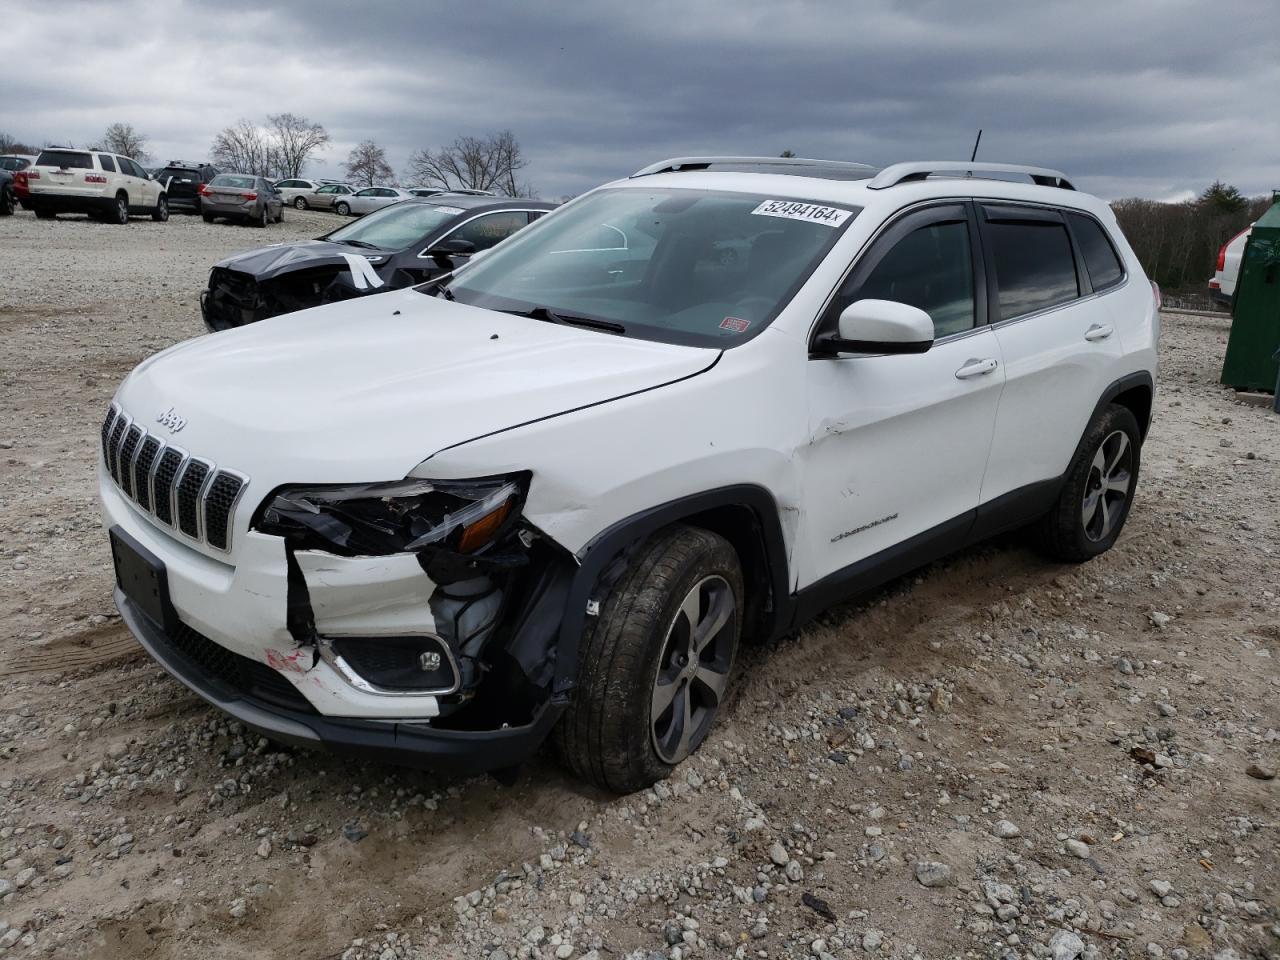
[1,0,1276,201]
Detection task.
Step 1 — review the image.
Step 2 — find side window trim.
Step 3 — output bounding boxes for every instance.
[810,201,985,350]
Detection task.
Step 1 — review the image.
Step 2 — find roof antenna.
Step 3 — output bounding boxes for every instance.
[969,129,983,162]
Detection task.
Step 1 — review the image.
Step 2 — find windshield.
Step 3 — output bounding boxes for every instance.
[322,201,463,250]
[442,187,858,347]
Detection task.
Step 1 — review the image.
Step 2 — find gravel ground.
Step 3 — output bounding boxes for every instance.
[0,207,1276,960]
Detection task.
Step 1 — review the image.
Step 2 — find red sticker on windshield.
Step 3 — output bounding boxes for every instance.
[720,317,750,333]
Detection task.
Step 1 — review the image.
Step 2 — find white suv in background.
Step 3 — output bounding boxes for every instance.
[20,147,168,223]
[1209,225,1251,308]
[99,157,1158,792]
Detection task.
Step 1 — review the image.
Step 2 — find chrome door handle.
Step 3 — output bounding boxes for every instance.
[955,357,999,380]
[1084,323,1114,342]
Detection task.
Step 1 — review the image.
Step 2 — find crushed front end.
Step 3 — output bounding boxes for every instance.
[100,403,575,773]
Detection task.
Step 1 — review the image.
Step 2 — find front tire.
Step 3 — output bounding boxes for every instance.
[1035,403,1141,562]
[294,196,307,209]
[555,525,742,793]
[0,187,14,216]
[151,195,168,221]
[335,201,350,216]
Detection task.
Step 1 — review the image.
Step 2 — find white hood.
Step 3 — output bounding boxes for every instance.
[117,288,718,489]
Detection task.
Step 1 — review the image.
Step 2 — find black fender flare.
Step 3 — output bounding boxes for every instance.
[551,484,793,695]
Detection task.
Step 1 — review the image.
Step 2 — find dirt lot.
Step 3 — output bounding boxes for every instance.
[0,207,1276,960]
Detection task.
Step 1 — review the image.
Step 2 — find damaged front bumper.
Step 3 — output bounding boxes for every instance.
[102,472,574,773]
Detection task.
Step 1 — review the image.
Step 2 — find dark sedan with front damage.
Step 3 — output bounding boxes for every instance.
[201,194,555,332]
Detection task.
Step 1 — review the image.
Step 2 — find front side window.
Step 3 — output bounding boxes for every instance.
[324,202,463,250]
[1067,213,1124,292]
[984,216,1079,320]
[837,219,975,338]
[448,211,530,252]
[445,187,858,347]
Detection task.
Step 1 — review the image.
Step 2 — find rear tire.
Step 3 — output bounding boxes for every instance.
[151,195,168,222]
[110,192,129,224]
[555,525,743,793]
[1034,403,1142,562]
[202,212,215,223]
[35,208,56,220]
[255,205,268,227]
[335,201,350,216]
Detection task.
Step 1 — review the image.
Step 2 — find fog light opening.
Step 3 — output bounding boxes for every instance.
[322,635,460,696]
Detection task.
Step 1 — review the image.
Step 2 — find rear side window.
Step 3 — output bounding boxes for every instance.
[1067,213,1124,291]
[99,155,116,173]
[37,150,93,169]
[985,218,1079,320]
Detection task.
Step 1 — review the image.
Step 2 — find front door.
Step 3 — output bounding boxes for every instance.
[797,202,1004,589]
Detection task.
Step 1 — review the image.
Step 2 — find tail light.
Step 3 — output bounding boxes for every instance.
[84,173,107,184]
[24,168,40,180]
[1216,228,1249,272]
[14,171,29,198]
[1150,281,1161,311]
[241,192,257,201]
[199,184,211,196]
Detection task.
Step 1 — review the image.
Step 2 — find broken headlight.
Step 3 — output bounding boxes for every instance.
[254,475,525,556]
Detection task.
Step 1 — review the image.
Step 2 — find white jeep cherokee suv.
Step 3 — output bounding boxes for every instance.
[21,147,168,223]
[99,157,1157,792]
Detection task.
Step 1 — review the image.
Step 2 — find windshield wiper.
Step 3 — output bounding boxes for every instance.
[506,305,625,334]
[336,239,383,250]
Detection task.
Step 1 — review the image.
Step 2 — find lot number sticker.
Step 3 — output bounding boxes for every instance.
[751,200,851,227]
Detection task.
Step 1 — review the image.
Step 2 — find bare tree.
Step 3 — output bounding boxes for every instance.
[0,131,37,154]
[268,113,329,179]
[344,139,393,187]
[209,119,276,176]
[102,122,148,160]
[405,130,529,196]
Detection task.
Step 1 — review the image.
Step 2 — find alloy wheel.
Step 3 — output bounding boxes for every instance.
[650,575,737,764]
[1082,429,1133,542]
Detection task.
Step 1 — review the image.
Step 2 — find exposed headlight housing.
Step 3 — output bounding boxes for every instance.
[253,475,525,556]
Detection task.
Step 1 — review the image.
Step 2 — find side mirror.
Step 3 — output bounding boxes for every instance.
[815,299,934,355]
[427,238,476,265]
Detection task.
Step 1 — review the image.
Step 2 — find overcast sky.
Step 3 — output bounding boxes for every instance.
[1,0,1275,202]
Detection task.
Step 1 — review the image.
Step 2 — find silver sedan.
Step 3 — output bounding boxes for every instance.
[338,186,416,216]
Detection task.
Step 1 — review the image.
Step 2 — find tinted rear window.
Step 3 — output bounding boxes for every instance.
[37,150,93,169]
[1068,213,1125,291]
[99,155,117,173]
[158,167,197,181]
[986,219,1079,320]
[211,174,256,189]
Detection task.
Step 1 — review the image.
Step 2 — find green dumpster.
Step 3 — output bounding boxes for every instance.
[1221,190,1280,392]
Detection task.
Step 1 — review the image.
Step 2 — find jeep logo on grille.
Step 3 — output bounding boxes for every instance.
[155,407,187,434]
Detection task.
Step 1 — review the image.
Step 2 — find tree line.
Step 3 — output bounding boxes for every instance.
[1111,182,1271,291]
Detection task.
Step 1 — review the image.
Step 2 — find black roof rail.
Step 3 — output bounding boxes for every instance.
[632,156,879,181]
[867,161,1075,191]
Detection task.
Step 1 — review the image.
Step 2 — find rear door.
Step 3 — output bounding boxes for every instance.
[32,149,96,197]
[979,204,1128,503]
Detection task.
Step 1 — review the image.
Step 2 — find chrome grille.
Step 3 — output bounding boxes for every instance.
[101,403,249,552]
